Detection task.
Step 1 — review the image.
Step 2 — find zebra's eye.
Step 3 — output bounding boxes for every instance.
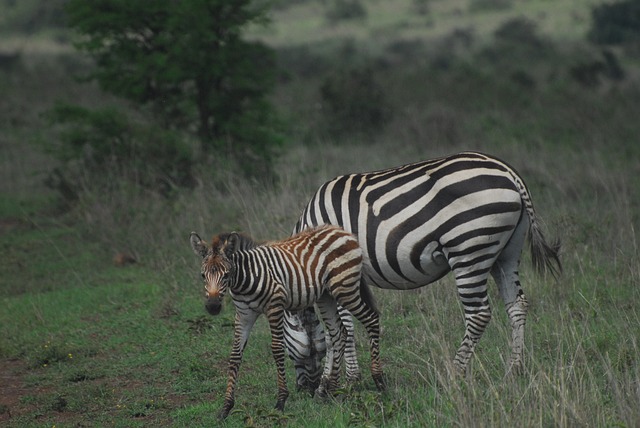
[221,272,229,280]
[201,273,206,280]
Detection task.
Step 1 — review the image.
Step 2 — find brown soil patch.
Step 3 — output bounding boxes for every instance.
[0,358,36,422]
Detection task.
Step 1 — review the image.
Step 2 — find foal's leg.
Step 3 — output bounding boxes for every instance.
[339,293,384,390]
[220,310,259,419]
[314,293,346,398]
[330,276,385,391]
[265,303,290,412]
[338,305,362,382]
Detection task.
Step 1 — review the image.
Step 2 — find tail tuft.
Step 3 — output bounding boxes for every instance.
[529,220,562,279]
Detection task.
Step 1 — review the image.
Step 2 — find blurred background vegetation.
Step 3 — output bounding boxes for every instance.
[1,0,639,208]
[1,0,639,205]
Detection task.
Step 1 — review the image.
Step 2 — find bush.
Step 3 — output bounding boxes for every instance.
[483,17,553,66]
[569,50,625,88]
[319,66,391,138]
[45,104,195,200]
[411,0,431,16]
[588,0,640,45]
[494,17,544,48]
[469,0,512,13]
[325,0,367,23]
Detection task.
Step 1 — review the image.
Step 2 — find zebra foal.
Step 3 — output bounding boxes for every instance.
[189,225,384,419]
[285,151,562,390]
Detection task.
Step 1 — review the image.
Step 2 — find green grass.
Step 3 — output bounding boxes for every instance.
[1,219,639,427]
[1,0,640,426]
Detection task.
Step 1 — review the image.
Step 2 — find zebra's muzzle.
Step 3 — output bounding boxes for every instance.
[205,297,222,316]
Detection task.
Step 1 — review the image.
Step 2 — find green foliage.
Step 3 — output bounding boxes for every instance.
[325,0,368,23]
[319,66,391,138]
[588,0,640,45]
[0,0,67,34]
[45,103,195,198]
[493,16,544,48]
[468,0,513,13]
[186,315,214,335]
[411,0,432,16]
[336,386,400,427]
[569,50,625,88]
[65,0,283,172]
[32,340,74,368]
[231,405,292,427]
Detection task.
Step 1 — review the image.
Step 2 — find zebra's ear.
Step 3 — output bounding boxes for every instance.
[222,232,240,258]
[190,232,208,258]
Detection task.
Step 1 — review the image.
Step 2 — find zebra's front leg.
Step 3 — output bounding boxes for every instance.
[266,305,290,412]
[284,308,326,394]
[453,280,492,374]
[219,310,259,420]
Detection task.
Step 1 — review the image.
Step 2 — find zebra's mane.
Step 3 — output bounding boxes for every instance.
[212,225,338,255]
[211,232,260,255]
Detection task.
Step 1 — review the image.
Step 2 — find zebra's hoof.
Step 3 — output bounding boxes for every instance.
[314,381,337,401]
[313,392,329,402]
[274,400,286,412]
[296,380,318,396]
[373,374,386,392]
[506,360,524,377]
[313,387,328,400]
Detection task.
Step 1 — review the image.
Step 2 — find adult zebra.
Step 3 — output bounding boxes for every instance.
[284,151,561,391]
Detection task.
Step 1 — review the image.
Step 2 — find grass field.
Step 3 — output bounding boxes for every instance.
[1,0,639,426]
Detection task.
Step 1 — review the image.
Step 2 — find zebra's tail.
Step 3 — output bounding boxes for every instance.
[359,278,380,315]
[528,217,562,279]
[506,162,562,279]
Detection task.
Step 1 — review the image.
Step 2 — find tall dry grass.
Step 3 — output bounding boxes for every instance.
[64,133,639,425]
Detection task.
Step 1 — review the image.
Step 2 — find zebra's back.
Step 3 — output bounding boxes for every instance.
[294,152,528,290]
[234,225,363,312]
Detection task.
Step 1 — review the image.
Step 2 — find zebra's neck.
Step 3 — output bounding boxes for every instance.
[229,247,276,297]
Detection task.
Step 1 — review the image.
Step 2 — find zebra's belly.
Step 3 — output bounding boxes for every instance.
[284,283,323,311]
[363,241,450,290]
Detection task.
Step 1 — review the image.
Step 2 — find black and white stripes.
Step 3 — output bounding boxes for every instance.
[285,151,561,389]
[190,225,384,419]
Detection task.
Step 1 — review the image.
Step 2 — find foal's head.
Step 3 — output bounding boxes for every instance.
[189,231,256,315]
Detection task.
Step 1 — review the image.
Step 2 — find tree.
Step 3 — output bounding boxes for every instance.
[66,0,282,173]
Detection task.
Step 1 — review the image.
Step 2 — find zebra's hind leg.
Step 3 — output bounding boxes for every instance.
[491,271,528,375]
[314,293,346,399]
[504,290,528,375]
[491,214,529,375]
[452,272,492,375]
[337,285,385,391]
